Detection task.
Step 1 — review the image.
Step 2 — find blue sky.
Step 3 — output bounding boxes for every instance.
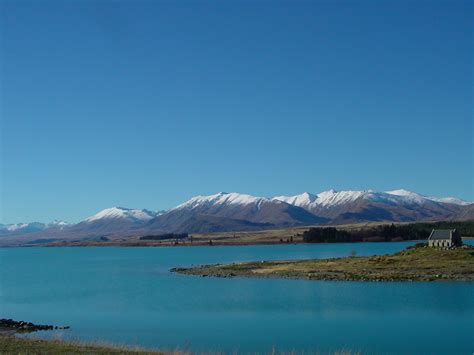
[1,0,472,223]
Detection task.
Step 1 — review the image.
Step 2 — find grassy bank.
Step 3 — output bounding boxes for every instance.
[0,334,166,354]
[172,245,474,282]
[0,334,362,354]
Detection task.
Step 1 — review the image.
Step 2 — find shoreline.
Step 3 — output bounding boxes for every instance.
[171,245,474,282]
[0,319,69,333]
[0,333,164,354]
[3,237,473,248]
[2,239,431,249]
[10,237,472,248]
[0,319,165,354]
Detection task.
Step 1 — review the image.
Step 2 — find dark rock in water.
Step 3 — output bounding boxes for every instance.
[0,318,69,333]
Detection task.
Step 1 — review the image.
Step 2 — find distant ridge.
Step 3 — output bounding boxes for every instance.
[0,189,472,246]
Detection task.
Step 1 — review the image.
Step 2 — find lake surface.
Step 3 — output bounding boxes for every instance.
[1,242,473,354]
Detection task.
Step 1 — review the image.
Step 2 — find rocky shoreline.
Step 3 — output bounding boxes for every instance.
[0,319,69,333]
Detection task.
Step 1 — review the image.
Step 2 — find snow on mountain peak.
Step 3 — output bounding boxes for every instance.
[272,192,317,206]
[47,220,69,229]
[174,192,268,210]
[427,196,471,206]
[384,189,426,204]
[386,189,421,198]
[6,223,30,232]
[273,190,366,209]
[274,188,471,210]
[386,189,413,195]
[272,188,470,209]
[0,222,47,233]
[299,192,317,200]
[85,207,157,223]
[385,189,470,205]
[48,220,69,227]
[315,190,366,207]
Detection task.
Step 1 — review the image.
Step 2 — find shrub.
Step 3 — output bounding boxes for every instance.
[140,233,188,241]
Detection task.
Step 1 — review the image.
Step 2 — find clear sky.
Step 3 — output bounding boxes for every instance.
[0,0,472,223]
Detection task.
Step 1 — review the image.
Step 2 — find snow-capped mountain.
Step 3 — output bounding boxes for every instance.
[0,219,72,237]
[0,222,54,236]
[48,220,69,229]
[274,189,470,209]
[273,189,471,223]
[148,192,328,233]
[55,207,164,238]
[273,190,369,209]
[4,223,36,232]
[0,189,471,246]
[385,189,470,205]
[84,207,158,223]
[173,192,266,211]
[429,197,471,206]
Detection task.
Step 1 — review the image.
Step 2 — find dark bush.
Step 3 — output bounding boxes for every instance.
[140,233,188,241]
[302,221,474,243]
[302,227,358,243]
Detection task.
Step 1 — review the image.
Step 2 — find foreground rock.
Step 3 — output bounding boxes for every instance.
[0,319,69,333]
[171,245,474,282]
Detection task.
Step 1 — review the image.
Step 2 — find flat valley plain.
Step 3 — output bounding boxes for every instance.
[47,226,308,247]
[43,221,473,247]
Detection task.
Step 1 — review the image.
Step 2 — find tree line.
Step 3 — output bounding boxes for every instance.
[139,233,189,241]
[302,221,474,243]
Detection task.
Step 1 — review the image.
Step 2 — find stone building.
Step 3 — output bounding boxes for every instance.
[428,229,462,248]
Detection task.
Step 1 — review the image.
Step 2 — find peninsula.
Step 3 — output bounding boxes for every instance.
[171,244,474,282]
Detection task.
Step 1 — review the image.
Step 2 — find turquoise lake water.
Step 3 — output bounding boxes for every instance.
[1,242,473,354]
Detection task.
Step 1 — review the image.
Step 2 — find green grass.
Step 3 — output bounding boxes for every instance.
[173,245,474,282]
[0,334,363,354]
[0,334,169,354]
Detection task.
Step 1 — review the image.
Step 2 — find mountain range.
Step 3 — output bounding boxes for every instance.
[1,189,472,246]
